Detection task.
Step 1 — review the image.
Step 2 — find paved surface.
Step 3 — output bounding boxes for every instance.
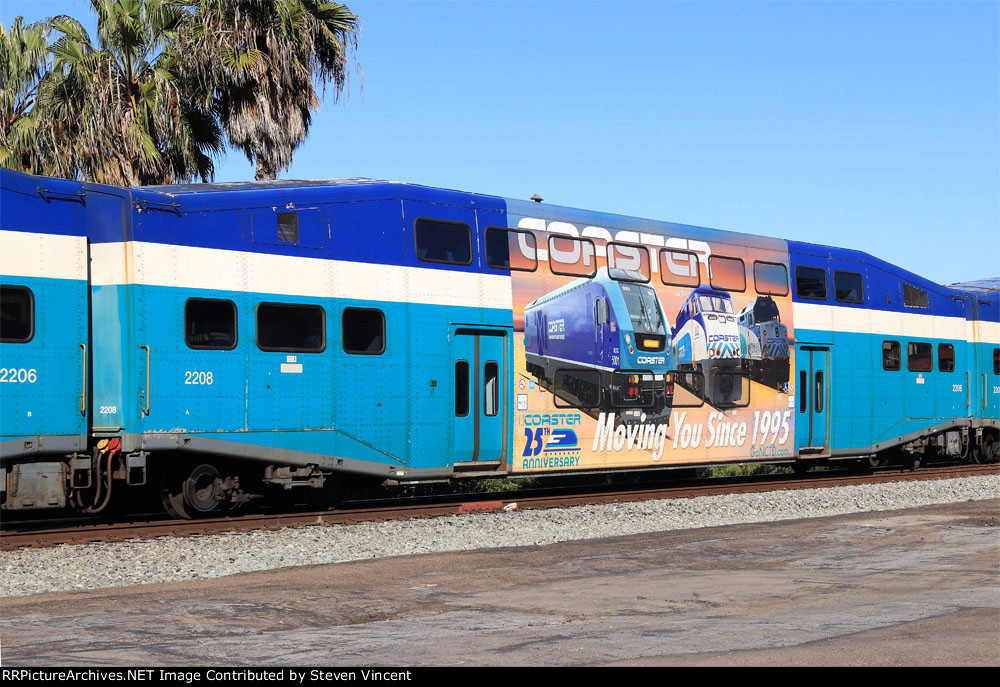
[1,499,998,666]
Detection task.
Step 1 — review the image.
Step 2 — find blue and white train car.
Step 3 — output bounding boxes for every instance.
[789,247,999,466]
[1,167,997,515]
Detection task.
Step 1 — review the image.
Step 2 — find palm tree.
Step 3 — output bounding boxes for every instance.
[41,0,224,185]
[177,0,359,180]
[0,17,52,173]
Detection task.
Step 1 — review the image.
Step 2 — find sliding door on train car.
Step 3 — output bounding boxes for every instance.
[797,346,831,455]
[453,329,507,470]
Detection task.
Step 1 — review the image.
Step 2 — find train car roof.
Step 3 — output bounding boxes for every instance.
[949,278,1000,295]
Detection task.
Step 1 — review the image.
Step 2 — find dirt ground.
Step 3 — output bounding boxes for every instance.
[2,499,998,666]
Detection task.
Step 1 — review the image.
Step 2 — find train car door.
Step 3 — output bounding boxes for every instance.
[453,328,507,468]
[797,346,830,454]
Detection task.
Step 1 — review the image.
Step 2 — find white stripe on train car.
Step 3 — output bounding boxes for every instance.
[90,241,514,310]
[0,230,88,281]
[792,301,999,343]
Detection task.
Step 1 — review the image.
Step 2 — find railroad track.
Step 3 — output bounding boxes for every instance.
[2,463,997,550]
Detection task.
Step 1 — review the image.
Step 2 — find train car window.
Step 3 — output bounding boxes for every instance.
[277,212,299,243]
[708,255,746,292]
[903,283,929,309]
[342,308,385,355]
[659,249,701,287]
[548,235,597,278]
[415,218,473,266]
[0,285,34,343]
[938,344,955,372]
[607,242,651,283]
[799,371,807,411]
[834,271,864,304]
[455,361,469,416]
[484,362,499,416]
[185,298,237,350]
[485,227,537,272]
[814,371,824,413]
[882,341,901,371]
[795,266,827,300]
[907,342,932,372]
[993,348,999,375]
[553,368,601,408]
[753,261,789,296]
[256,303,325,352]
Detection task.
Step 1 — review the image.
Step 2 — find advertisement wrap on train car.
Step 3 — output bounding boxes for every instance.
[500,208,796,473]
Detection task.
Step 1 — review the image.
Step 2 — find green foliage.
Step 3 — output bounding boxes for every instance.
[700,463,794,477]
[1,0,359,184]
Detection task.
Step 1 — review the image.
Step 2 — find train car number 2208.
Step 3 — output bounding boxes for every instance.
[184,371,214,385]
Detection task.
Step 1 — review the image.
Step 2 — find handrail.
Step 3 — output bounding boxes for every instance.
[141,345,151,415]
[79,343,87,414]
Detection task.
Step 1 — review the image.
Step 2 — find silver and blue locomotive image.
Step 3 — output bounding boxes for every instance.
[737,296,790,391]
[672,286,745,406]
[523,267,675,425]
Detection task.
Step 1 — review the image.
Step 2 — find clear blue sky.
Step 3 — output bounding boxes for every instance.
[3,0,998,285]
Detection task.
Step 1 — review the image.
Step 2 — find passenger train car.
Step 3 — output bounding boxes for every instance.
[1,168,997,515]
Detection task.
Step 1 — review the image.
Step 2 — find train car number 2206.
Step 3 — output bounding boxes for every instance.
[0,368,38,383]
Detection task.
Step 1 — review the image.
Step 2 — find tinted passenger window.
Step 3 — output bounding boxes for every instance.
[903,283,929,309]
[277,212,299,243]
[185,298,237,350]
[484,362,499,416]
[659,249,701,287]
[796,267,827,300]
[994,348,999,375]
[548,235,597,277]
[882,341,901,371]
[257,303,325,352]
[938,344,955,372]
[342,308,385,354]
[907,342,932,372]
[485,227,536,272]
[455,361,469,416]
[0,285,33,343]
[753,261,789,296]
[708,255,746,292]
[835,271,864,303]
[415,219,472,265]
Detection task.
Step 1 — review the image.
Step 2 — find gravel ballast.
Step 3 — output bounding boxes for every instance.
[2,475,998,598]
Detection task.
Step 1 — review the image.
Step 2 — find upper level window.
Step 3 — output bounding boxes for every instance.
[835,271,864,304]
[548,235,596,278]
[342,307,385,355]
[277,212,299,243]
[0,285,34,343]
[796,266,827,300]
[708,255,746,292]
[185,298,237,350]
[415,218,472,265]
[607,242,651,283]
[938,343,955,372]
[659,249,701,287]
[485,227,536,272]
[257,303,325,352]
[882,340,901,371]
[907,341,932,372]
[903,283,929,309]
[753,261,789,296]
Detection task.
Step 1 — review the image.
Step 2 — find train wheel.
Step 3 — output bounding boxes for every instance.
[161,463,223,519]
[972,433,997,464]
[907,454,922,470]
